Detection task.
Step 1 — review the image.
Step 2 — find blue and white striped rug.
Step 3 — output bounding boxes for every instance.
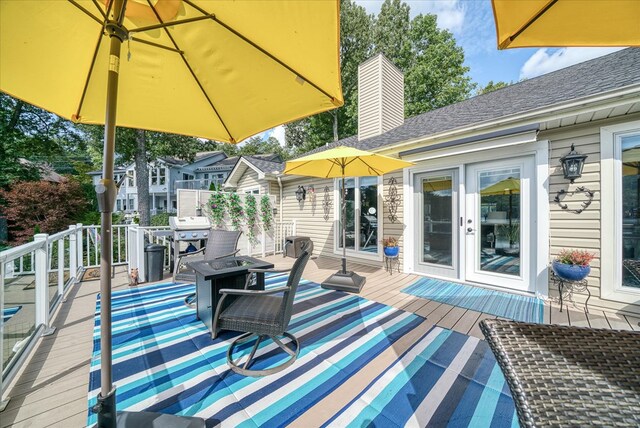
[402,277,544,323]
[3,305,21,323]
[87,275,517,427]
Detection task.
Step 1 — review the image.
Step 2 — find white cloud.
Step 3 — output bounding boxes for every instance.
[520,47,624,80]
[271,125,286,147]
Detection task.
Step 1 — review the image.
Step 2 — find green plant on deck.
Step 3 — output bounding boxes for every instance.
[207,191,227,228]
[245,194,258,244]
[227,192,244,231]
[260,195,273,231]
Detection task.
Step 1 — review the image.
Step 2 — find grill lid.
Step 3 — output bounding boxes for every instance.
[169,216,211,231]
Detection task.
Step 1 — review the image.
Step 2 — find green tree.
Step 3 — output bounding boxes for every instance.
[476,80,511,95]
[284,0,474,152]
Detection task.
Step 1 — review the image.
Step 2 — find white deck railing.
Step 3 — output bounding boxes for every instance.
[0,219,296,405]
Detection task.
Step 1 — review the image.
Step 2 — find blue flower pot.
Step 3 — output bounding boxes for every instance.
[384,246,399,257]
[552,260,590,281]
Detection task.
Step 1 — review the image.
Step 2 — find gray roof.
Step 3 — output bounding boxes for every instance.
[157,156,188,166]
[306,48,640,156]
[244,155,284,174]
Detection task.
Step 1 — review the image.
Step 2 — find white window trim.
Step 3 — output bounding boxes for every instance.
[244,186,260,195]
[333,176,383,261]
[601,120,640,304]
[402,137,549,297]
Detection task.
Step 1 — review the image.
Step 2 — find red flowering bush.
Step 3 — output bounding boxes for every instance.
[556,249,595,266]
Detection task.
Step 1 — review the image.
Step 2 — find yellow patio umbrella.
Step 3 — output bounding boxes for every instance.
[284,146,413,293]
[1,1,342,425]
[492,0,640,49]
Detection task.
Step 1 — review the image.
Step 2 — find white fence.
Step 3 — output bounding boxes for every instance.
[1,217,296,404]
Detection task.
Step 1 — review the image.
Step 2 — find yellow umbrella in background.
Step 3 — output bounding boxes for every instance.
[492,0,640,49]
[284,146,414,293]
[1,1,342,425]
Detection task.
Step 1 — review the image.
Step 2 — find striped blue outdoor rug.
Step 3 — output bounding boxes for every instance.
[87,275,516,427]
[3,305,21,323]
[402,277,544,323]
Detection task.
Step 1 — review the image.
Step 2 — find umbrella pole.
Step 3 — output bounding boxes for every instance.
[95,3,126,426]
[341,172,347,274]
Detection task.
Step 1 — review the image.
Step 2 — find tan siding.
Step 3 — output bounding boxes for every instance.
[235,169,267,194]
[281,177,336,258]
[382,171,405,266]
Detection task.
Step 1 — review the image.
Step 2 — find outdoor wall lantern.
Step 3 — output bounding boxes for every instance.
[560,144,588,183]
[295,185,306,202]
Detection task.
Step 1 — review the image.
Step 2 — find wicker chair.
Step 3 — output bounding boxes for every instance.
[212,249,310,376]
[173,229,242,282]
[480,319,640,427]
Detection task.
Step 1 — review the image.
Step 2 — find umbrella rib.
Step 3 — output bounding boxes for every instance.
[129,15,214,34]
[69,0,104,26]
[91,0,107,20]
[144,0,236,143]
[72,3,108,121]
[504,0,558,48]
[182,0,340,105]
[129,36,183,54]
[357,157,384,176]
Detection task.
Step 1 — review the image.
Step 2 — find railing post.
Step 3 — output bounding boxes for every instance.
[57,237,64,296]
[261,226,266,257]
[292,219,297,235]
[69,225,77,280]
[76,223,83,269]
[136,226,146,282]
[34,234,55,336]
[0,260,10,411]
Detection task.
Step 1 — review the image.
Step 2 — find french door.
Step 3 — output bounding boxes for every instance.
[465,157,534,292]
[414,170,458,278]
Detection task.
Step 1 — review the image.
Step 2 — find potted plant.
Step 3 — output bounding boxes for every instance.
[552,249,595,281]
[381,236,399,257]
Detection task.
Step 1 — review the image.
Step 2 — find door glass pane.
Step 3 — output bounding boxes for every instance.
[339,178,355,250]
[478,168,521,276]
[622,134,640,289]
[422,175,452,266]
[359,177,378,253]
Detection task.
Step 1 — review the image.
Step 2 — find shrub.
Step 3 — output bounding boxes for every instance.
[151,212,175,227]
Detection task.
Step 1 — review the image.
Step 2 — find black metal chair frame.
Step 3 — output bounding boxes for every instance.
[212,250,310,377]
[173,229,242,283]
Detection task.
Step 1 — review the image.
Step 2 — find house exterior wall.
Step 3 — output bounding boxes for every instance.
[542,112,640,315]
[235,169,267,194]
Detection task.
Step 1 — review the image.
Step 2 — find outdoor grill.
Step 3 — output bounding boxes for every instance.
[168,216,211,268]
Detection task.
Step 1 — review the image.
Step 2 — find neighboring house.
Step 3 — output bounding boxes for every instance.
[88,151,234,214]
[230,49,640,316]
[223,154,285,195]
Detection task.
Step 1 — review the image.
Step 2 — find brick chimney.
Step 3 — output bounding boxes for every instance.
[357,53,404,141]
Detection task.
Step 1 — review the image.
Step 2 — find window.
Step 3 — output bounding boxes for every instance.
[601,121,640,304]
[129,198,135,211]
[245,187,260,195]
[621,134,640,289]
[337,177,380,255]
[204,173,209,179]
[116,199,122,211]
[159,168,166,185]
[150,168,158,185]
[127,171,134,187]
[183,173,194,180]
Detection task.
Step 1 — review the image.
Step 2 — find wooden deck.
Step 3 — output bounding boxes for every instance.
[2,255,639,427]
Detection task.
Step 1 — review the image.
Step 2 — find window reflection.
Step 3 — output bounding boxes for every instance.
[422,176,452,266]
[622,135,640,289]
[338,177,378,254]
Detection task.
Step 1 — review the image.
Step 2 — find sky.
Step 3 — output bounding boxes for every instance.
[256,0,622,147]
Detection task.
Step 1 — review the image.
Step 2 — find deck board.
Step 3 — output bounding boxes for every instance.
[2,254,636,427]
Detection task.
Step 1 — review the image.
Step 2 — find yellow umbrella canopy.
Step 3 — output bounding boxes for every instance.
[481,177,521,195]
[1,1,342,424]
[0,0,343,143]
[284,146,414,178]
[284,146,413,294]
[492,0,640,50]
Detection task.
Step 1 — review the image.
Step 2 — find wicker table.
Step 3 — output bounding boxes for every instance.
[480,319,640,427]
[549,270,590,312]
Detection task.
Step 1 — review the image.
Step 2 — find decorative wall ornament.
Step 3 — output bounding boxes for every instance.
[385,176,401,223]
[553,186,595,214]
[307,185,316,203]
[322,185,332,221]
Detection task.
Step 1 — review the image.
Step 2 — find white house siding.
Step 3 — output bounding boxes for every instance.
[543,113,640,315]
